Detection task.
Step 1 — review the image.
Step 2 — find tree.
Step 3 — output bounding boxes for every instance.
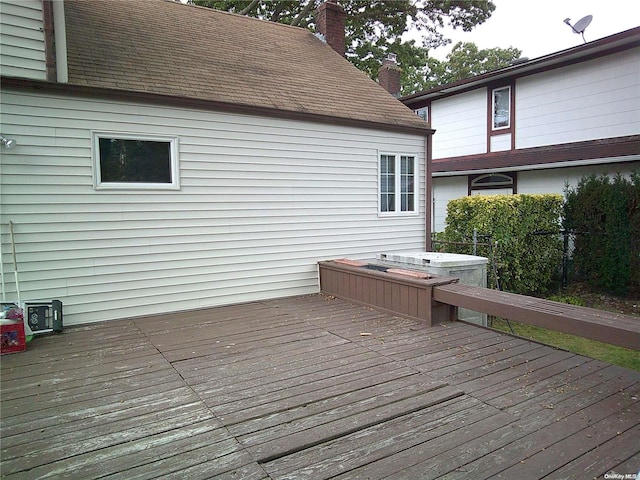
[193,0,496,91]
[407,41,522,94]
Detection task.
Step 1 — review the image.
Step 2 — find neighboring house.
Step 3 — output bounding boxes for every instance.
[402,27,640,232]
[0,0,432,325]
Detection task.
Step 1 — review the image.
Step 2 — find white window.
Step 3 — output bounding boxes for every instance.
[492,86,510,130]
[379,153,417,215]
[93,132,179,190]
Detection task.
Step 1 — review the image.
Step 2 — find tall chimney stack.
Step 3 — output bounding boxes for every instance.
[316,0,345,56]
[378,53,402,97]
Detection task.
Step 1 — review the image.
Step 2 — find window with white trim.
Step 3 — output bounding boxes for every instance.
[379,153,416,214]
[492,86,510,130]
[93,133,179,189]
[415,107,428,121]
[469,172,516,196]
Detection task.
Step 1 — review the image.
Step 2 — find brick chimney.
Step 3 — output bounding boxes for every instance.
[316,0,345,56]
[378,54,402,97]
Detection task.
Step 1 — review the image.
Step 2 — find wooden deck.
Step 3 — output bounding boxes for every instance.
[1,294,638,479]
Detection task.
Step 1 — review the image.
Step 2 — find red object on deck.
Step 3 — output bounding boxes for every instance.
[1,321,26,354]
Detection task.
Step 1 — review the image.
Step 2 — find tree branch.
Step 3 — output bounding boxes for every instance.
[239,0,260,16]
[291,0,316,27]
[269,2,284,22]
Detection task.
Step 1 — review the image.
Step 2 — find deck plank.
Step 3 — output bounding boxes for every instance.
[248,384,464,464]
[265,396,502,479]
[262,396,486,479]
[215,362,417,418]
[440,385,640,480]
[331,410,516,480]
[227,369,429,436]
[606,451,640,479]
[237,377,458,450]
[492,398,640,479]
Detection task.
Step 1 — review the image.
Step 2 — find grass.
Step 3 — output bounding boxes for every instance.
[490,317,640,371]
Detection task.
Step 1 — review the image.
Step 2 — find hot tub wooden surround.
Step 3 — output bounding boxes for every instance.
[318,259,458,326]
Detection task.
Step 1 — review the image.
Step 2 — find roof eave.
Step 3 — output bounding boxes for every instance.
[1,77,433,137]
[431,135,640,175]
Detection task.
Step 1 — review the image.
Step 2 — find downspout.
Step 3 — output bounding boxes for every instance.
[425,131,433,251]
[52,0,68,82]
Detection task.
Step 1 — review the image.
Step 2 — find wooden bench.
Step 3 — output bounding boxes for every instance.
[432,283,640,351]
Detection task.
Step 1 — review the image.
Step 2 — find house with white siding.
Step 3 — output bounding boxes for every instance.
[402,27,640,232]
[0,0,432,325]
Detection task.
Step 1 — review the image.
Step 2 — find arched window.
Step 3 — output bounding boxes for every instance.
[469,172,516,196]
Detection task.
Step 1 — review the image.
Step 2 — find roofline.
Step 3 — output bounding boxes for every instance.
[431,135,640,174]
[402,26,640,106]
[1,76,434,137]
[433,155,640,177]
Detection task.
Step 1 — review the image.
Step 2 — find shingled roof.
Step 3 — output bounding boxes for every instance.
[62,0,429,132]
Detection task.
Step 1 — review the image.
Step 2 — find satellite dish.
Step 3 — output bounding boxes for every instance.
[563,15,593,43]
[573,15,593,34]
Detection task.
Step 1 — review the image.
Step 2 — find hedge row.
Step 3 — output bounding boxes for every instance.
[443,194,563,295]
[440,173,639,296]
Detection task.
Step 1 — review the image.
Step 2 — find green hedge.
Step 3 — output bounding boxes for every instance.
[443,194,563,295]
[563,173,640,295]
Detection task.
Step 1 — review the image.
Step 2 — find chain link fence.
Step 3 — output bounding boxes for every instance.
[432,229,579,292]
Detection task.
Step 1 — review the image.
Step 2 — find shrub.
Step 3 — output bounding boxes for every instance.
[563,173,640,295]
[443,194,563,295]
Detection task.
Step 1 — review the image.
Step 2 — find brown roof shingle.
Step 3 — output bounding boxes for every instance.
[63,0,429,132]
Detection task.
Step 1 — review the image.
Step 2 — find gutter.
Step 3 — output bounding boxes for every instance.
[1,76,434,137]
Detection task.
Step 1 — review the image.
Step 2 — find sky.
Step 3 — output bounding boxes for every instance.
[425,0,640,61]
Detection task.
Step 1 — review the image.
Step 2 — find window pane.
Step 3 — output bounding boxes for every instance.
[401,194,416,212]
[415,107,428,121]
[472,173,514,186]
[380,154,396,212]
[380,155,395,174]
[99,138,172,183]
[400,156,414,175]
[381,194,395,212]
[400,156,415,212]
[493,87,510,129]
[405,194,416,212]
[385,176,395,192]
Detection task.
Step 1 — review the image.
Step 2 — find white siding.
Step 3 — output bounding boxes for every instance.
[0,90,427,325]
[431,89,487,159]
[490,133,511,152]
[517,162,640,195]
[516,48,640,148]
[431,161,640,234]
[431,176,468,233]
[0,0,47,80]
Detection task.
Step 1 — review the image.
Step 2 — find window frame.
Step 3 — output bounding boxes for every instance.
[491,85,511,131]
[415,107,428,121]
[92,132,180,190]
[378,152,419,216]
[468,172,517,195]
